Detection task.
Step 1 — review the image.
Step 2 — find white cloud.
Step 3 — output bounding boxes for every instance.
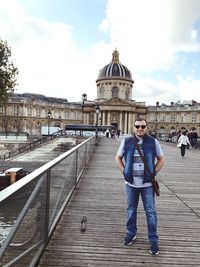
[177,77,200,102]
[133,76,180,105]
[0,0,100,101]
[1,0,200,105]
[100,0,200,104]
[102,0,200,72]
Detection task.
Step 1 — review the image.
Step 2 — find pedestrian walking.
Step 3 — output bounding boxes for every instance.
[177,131,191,157]
[190,130,198,149]
[105,129,110,138]
[111,129,115,139]
[115,118,165,255]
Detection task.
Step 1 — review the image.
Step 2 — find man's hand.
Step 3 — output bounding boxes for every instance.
[115,155,124,173]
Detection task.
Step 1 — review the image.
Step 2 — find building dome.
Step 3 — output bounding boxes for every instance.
[96,49,133,82]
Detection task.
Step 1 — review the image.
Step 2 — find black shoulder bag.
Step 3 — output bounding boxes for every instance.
[135,143,160,196]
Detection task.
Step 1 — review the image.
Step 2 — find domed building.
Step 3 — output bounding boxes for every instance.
[0,49,199,138]
[96,49,133,101]
[0,49,146,136]
[91,49,146,134]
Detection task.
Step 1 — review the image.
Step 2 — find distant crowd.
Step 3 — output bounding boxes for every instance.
[149,129,199,149]
[167,129,199,149]
[105,128,120,139]
[104,128,199,149]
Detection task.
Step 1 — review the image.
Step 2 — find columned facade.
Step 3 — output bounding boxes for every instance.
[1,50,199,137]
[93,49,146,134]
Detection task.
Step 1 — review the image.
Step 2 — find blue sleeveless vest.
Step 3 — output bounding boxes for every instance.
[123,134,156,184]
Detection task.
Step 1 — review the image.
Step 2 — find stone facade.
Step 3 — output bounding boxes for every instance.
[0,94,83,135]
[147,101,200,136]
[0,50,199,136]
[94,49,146,133]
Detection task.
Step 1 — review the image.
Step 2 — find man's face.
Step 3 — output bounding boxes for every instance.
[134,120,147,137]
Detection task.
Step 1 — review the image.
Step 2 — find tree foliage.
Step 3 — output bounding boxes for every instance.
[0,39,19,105]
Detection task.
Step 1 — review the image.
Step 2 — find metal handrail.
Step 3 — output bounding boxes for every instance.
[0,135,96,266]
[2,130,63,160]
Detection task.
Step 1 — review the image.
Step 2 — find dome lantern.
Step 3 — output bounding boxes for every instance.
[112,49,120,63]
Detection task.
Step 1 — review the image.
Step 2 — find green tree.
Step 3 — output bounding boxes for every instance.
[0,39,18,105]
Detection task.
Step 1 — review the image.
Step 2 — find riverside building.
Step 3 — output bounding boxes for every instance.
[0,50,199,137]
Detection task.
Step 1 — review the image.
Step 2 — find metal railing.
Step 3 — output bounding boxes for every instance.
[0,135,96,266]
[2,130,63,160]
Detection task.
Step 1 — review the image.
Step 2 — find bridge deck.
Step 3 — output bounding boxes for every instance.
[38,138,200,267]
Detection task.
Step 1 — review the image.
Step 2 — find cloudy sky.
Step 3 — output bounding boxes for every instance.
[1,0,200,105]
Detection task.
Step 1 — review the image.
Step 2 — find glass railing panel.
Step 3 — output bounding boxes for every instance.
[48,152,77,229]
[0,174,47,266]
[76,145,86,180]
[0,136,95,266]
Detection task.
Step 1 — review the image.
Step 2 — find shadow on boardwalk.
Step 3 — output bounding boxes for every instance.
[39,138,200,267]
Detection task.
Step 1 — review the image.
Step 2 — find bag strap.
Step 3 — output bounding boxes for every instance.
[135,143,155,181]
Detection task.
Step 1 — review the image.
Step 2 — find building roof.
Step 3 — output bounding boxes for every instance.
[12,93,68,104]
[96,49,133,83]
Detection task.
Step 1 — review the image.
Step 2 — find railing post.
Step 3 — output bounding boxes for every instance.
[75,149,78,181]
[44,170,51,243]
[85,143,87,165]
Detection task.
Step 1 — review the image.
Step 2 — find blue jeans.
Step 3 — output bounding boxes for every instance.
[125,184,158,243]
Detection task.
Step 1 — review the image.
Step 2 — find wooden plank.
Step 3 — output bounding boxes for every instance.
[38,139,200,267]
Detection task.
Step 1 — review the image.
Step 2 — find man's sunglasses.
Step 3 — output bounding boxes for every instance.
[134,125,147,129]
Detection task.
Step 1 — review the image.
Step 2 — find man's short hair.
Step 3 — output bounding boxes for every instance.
[134,118,147,124]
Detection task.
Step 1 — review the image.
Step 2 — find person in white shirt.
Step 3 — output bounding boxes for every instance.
[177,131,191,157]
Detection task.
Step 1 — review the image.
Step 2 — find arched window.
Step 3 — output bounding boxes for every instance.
[112,86,118,97]
[125,89,129,100]
[99,87,104,98]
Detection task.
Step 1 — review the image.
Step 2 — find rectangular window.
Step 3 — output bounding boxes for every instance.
[36,108,41,117]
[160,114,165,122]
[149,114,155,122]
[14,106,19,116]
[65,111,69,119]
[191,113,196,122]
[170,114,176,122]
[28,107,32,116]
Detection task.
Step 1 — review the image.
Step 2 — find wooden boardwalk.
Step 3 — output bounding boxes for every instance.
[38,138,200,267]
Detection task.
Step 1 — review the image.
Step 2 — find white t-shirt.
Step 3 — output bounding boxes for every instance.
[178,135,190,146]
[117,137,164,188]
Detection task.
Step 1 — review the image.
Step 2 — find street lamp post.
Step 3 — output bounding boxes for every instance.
[155,105,158,138]
[47,110,52,136]
[155,119,158,138]
[58,114,62,134]
[81,93,87,125]
[176,121,179,133]
[95,105,100,144]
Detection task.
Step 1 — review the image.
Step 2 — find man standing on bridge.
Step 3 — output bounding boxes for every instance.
[115,118,165,255]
